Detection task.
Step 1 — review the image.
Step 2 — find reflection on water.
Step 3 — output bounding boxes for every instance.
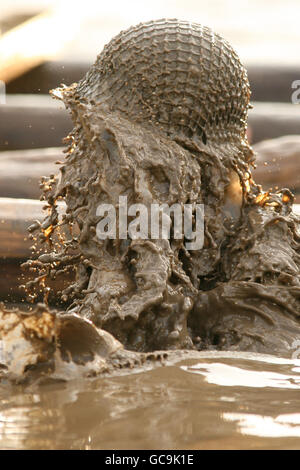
[223,413,300,438]
[181,352,300,389]
[1,351,300,449]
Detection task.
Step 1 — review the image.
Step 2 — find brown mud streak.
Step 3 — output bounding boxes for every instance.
[1,19,300,383]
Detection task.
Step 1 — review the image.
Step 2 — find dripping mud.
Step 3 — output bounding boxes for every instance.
[1,19,300,385]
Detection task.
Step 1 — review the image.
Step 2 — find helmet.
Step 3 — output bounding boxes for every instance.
[72,18,253,164]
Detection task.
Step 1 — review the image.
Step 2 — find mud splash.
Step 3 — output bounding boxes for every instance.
[1,19,300,383]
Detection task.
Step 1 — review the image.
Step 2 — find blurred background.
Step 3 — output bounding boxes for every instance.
[0,0,299,302]
[1,0,300,65]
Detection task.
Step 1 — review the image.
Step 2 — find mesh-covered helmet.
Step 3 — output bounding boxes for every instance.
[69,19,253,163]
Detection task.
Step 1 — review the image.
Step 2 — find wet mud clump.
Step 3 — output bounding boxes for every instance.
[2,19,300,382]
[0,302,183,384]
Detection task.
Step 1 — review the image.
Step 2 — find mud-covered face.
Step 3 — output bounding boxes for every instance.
[99,125,200,207]
[57,99,203,218]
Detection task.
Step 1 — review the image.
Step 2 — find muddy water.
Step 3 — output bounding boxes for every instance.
[1,351,300,450]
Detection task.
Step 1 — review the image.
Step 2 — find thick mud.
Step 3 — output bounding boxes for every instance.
[1,19,300,383]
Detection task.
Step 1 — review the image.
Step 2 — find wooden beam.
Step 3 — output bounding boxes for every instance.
[0,98,71,150]
[7,61,90,94]
[0,198,66,259]
[0,259,35,302]
[248,102,300,144]
[0,258,74,303]
[1,97,299,150]
[6,61,300,103]
[253,135,300,202]
[0,198,45,259]
[248,65,300,103]
[0,147,63,199]
[0,7,83,83]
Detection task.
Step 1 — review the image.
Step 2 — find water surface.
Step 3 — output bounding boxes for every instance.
[1,351,300,449]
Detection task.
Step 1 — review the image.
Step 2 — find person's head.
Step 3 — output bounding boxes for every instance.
[37,20,257,347]
[68,19,254,169]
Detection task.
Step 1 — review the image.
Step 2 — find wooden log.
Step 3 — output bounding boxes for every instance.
[253,135,300,202]
[0,97,71,150]
[248,65,300,103]
[6,61,300,103]
[0,147,63,198]
[253,135,300,187]
[0,198,45,259]
[0,196,68,303]
[0,12,37,35]
[7,61,90,95]
[0,8,83,83]
[248,102,300,144]
[1,96,299,150]
[0,198,66,259]
[0,259,33,302]
[0,258,73,303]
